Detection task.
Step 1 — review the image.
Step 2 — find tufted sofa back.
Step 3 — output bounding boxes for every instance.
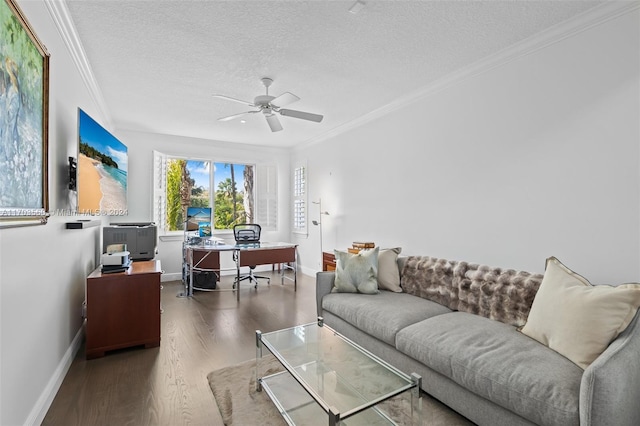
[399,256,543,327]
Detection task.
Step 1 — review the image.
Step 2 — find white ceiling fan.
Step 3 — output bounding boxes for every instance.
[213,77,323,132]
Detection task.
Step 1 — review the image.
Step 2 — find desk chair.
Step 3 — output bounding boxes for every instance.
[233,224,270,288]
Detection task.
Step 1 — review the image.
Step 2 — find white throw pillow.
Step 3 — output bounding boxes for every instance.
[520,256,640,369]
[333,247,379,294]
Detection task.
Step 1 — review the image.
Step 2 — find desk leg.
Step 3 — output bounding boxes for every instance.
[188,255,194,297]
[177,247,192,298]
[294,251,297,291]
[278,252,297,291]
[235,250,240,302]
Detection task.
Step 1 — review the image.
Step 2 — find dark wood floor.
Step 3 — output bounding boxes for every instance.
[42,270,317,426]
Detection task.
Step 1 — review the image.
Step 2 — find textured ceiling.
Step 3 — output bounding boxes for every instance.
[64,0,605,148]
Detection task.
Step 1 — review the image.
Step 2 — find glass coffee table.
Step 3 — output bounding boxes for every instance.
[256,318,422,425]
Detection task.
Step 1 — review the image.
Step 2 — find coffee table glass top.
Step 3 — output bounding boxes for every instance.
[257,319,418,425]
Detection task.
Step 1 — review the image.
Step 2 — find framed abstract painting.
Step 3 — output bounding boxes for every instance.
[0,0,49,228]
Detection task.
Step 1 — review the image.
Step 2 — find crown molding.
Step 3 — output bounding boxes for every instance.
[44,0,113,128]
[296,1,640,151]
[41,0,637,149]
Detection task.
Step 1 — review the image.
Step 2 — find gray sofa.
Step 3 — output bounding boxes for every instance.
[315,255,640,426]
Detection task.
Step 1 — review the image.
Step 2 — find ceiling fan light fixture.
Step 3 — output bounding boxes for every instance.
[265,113,283,132]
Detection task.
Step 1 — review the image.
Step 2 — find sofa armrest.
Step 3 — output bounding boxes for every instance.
[316,271,335,317]
[580,310,640,426]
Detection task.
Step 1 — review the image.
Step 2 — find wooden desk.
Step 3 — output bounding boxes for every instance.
[237,246,295,267]
[183,242,297,298]
[236,243,297,289]
[86,260,162,359]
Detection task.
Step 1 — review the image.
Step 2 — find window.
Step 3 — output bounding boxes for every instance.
[153,152,276,234]
[292,164,306,234]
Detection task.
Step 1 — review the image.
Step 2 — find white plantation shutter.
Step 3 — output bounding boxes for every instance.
[292,164,306,235]
[256,164,277,231]
[152,150,167,233]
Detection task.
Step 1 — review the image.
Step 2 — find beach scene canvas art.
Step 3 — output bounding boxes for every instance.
[77,109,127,215]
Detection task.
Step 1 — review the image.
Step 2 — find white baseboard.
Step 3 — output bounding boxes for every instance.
[299,265,322,278]
[25,324,84,426]
[161,272,182,282]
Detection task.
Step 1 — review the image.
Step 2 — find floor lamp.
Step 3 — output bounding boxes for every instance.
[312,199,330,267]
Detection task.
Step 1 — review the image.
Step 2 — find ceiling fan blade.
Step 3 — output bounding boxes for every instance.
[265,113,283,132]
[270,92,300,108]
[218,111,258,122]
[212,94,255,107]
[279,108,324,123]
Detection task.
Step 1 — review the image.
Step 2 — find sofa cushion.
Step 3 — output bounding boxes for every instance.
[322,291,452,346]
[396,312,582,426]
[401,256,543,327]
[521,256,640,369]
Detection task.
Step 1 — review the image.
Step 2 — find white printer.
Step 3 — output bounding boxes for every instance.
[102,251,131,266]
[101,244,131,267]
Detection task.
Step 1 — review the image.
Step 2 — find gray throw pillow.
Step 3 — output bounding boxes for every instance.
[333,247,380,294]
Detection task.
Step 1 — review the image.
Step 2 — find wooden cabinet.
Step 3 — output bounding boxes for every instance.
[322,252,336,271]
[86,260,162,359]
[323,248,368,271]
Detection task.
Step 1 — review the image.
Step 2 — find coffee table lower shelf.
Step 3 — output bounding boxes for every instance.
[260,370,399,426]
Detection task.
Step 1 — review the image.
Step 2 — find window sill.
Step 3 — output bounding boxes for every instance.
[159,234,184,242]
[159,231,234,242]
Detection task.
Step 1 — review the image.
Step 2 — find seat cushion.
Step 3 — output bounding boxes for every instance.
[396,312,582,426]
[322,291,452,346]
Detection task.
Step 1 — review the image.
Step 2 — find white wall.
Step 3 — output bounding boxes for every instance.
[1,1,106,425]
[293,8,640,283]
[116,130,291,280]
